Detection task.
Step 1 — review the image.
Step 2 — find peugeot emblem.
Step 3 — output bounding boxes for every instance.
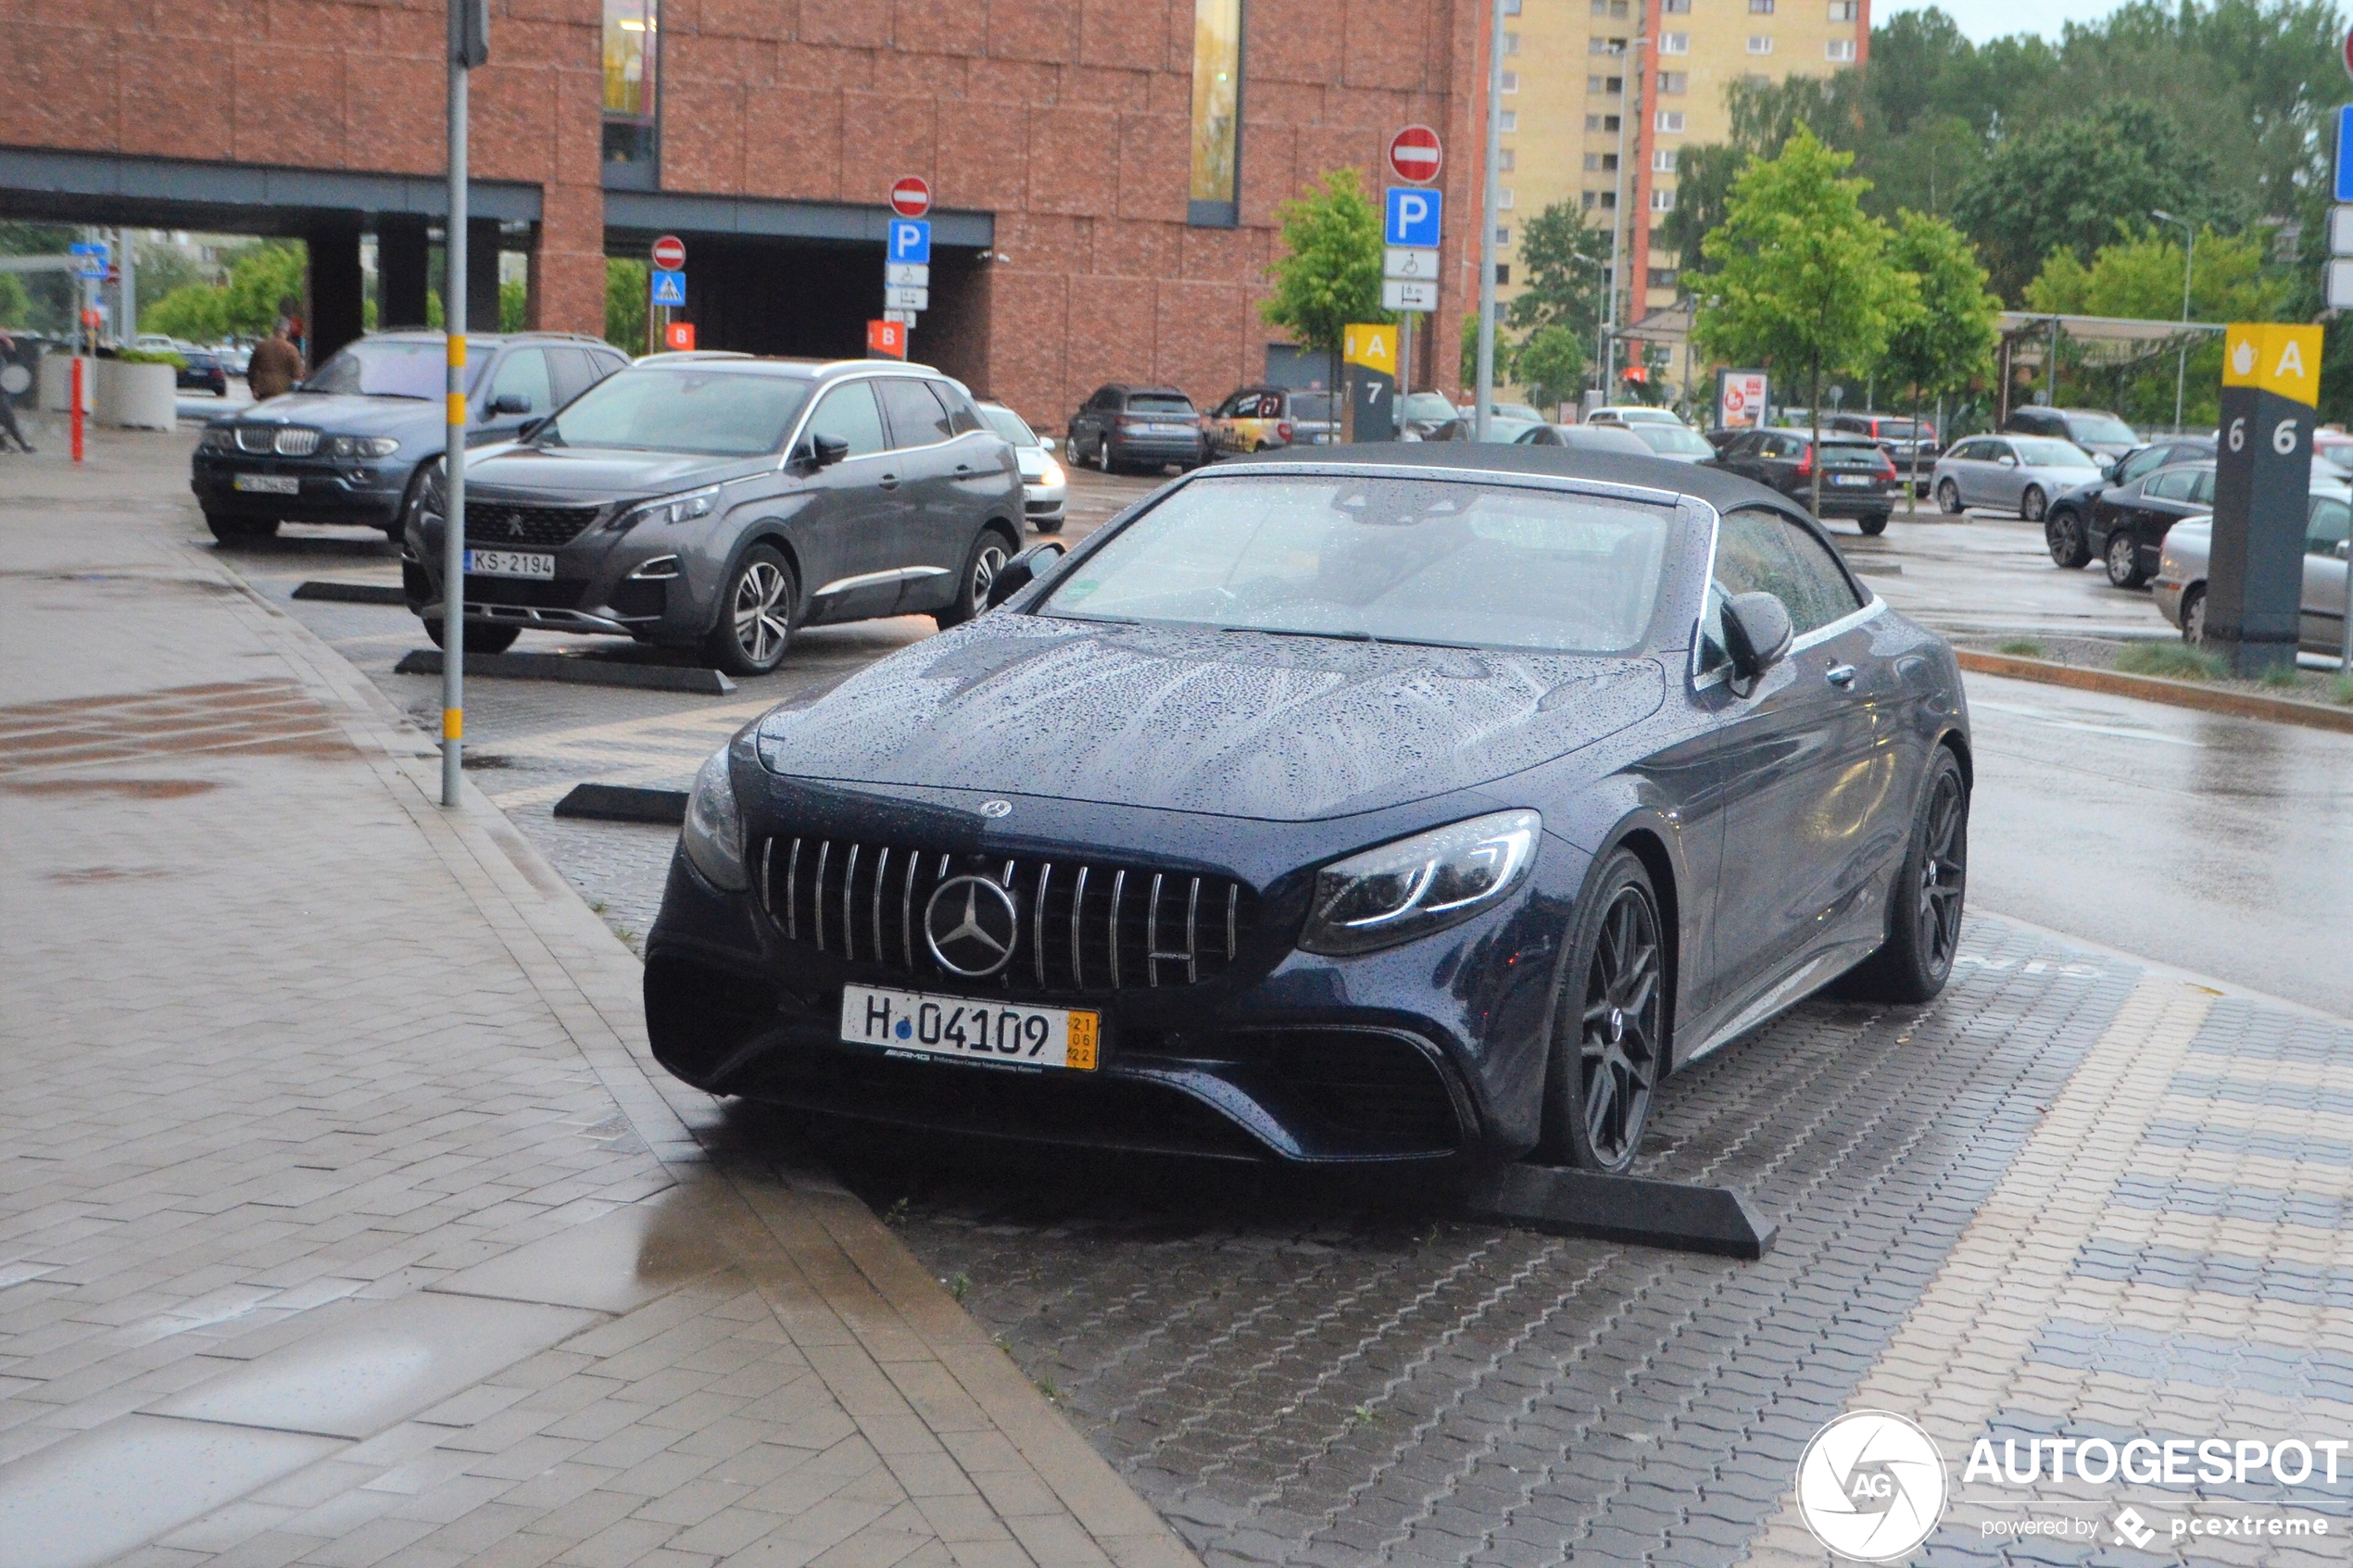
[924,875,1021,977]
[506,515,525,538]
[979,799,1013,819]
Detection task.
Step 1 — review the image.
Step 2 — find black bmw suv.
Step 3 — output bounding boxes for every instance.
[193,331,629,542]
[403,355,1025,674]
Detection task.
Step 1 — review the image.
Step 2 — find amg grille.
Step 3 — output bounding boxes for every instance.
[760,837,1254,995]
[463,503,602,548]
[234,425,318,456]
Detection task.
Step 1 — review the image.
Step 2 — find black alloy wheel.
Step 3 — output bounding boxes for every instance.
[2045,509,2091,568]
[423,619,521,655]
[1838,749,1969,1004]
[1858,511,1890,536]
[2181,584,2208,646]
[1936,479,1962,515]
[935,529,1014,630]
[2106,531,2149,588]
[1541,850,1665,1173]
[2020,484,2048,522]
[704,545,795,675]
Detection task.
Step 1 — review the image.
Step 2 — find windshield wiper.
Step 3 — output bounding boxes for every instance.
[1230,625,1380,645]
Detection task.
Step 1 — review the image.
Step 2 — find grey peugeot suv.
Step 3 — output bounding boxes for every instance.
[402,355,1026,673]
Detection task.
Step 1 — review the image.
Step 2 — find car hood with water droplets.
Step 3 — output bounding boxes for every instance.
[754,615,1667,822]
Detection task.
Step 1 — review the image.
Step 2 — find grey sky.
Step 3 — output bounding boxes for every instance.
[1877,0,2133,44]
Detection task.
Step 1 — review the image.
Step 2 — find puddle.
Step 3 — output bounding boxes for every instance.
[45,865,182,884]
[1,778,219,799]
[429,1184,749,1315]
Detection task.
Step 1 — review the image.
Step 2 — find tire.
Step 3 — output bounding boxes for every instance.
[204,510,279,543]
[1839,748,1969,1004]
[422,619,520,655]
[2020,484,2047,522]
[1031,517,1064,534]
[1538,849,1667,1173]
[2105,531,2150,589]
[1096,437,1114,474]
[1936,479,1962,515]
[1857,512,1889,537]
[2181,583,2208,646]
[2045,508,2091,568]
[935,528,1016,630]
[703,545,796,675]
[385,468,430,542]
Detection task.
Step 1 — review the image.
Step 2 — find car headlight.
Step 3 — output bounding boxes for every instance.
[324,435,402,458]
[1298,809,1541,956]
[611,484,722,532]
[198,425,234,450]
[682,746,749,891]
[1038,457,1065,486]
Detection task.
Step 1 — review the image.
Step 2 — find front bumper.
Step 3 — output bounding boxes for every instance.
[406,504,717,644]
[641,783,1581,1166]
[192,451,411,527]
[1021,479,1066,522]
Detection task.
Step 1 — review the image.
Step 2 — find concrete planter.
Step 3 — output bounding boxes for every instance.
[37,354,95,414]
[95,359,176,430]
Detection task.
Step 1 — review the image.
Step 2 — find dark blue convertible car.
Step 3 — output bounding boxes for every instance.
[643,445,1971,1173]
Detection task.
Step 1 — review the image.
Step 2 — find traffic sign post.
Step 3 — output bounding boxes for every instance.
[664,321,695,350]
[1388,125,1442,185]
[868,320,907,359]
[890,177,932,219]
[2208,323,2321,677]
[1382,280,1437,311]
[1383,183,1444,395]
[650,234,686,270]
[1341,323,1398,443]
[650,269,686,308]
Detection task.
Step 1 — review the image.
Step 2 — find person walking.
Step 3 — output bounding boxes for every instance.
[246,325,305,401]
[0,330,34,453]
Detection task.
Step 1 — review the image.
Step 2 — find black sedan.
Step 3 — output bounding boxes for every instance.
[643,447,1971,1173]
[2042,435,2216,569]
[176,350,230,396]
[2082,459,2214,588]
[1707,429,1901,533]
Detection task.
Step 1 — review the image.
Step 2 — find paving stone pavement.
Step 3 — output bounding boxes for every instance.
[23,433,2353,1567]
[0,436,1200,1568]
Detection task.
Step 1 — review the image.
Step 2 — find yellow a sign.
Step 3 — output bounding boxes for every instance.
[1343,323,1398,372]
[2221,322,2322,408]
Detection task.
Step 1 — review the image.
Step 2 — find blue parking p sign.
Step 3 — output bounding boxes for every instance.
[649,269,686,307]
[1385,187,1442,248]
[888,219,932,264]
[2337,105,2353,202]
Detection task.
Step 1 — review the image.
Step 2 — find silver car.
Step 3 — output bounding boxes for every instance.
[2155,480,2352,648]
[1931,433,2103,521]
[978,400,1067,533]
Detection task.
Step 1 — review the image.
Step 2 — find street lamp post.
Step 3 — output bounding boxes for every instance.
[1475,0,1508,444]
[443,0,487,808]
[2152,208,2195,435]
[1601,40,1644,400]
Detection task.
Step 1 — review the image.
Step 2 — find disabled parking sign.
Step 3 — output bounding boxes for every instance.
[888,219,931,265]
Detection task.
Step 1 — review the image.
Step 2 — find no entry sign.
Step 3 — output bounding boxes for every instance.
[1388,125,1442,185]
[889,177,932,219]
[650,234,686,270]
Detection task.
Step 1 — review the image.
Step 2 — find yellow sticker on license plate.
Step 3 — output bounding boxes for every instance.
[840,985,1100,1072]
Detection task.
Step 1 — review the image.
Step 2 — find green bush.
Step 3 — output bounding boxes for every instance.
[116,347,187,370]
[2258,663,2303,690]
[2115,643,2228,681]
[1996,637,2045,658]
[2331,674,2353,706]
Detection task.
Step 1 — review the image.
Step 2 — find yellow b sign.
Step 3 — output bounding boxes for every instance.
[1343,323,1398,372]
[2221,322,2322,408]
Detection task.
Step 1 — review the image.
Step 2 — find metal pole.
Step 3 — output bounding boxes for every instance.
[1603,46,1636,399]
[442,22,470,808]
[120,228,135,344]
[1474,0,1507,443]
[2154,210,2193,433]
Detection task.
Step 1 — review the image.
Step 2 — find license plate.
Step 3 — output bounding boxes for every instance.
[1147,424,1192,436]
[1832,474,1873,486]
[462,549,556,580]
[840,984,1099,1072]
[233,473,299,495]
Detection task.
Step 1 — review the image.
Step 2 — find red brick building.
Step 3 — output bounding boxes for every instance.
[6,0,1488,428]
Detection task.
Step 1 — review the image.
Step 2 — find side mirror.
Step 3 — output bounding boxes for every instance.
[987,541,1067,608]
[489,392,533,416]
[1721,591,1793,685]
[793,433,850,470]
[2337,540,2350,561]
[1039,435,1059,456]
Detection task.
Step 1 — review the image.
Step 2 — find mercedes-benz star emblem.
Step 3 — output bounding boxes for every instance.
[924,875,1021,977]
[979,799,1013,818]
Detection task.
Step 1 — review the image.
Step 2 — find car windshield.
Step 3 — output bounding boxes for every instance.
[980,405,1039,447]
[1634,424,1714,456]
[2012,437,2097,466]
[1128,394,1195,415]
[535,368,812,457]
[1611,408,1680,425]
[301,339,484,399]
[1040,474,1674,654]
[2066,412,2138,445]
[1491,403,1545,423]
[1403,392,1456,420]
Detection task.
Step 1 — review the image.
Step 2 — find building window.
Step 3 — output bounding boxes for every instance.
[1828,0,1859,16]
[1590,0,1629,13]
[1584,153,1619,171]
[1495,264,1511,284]
[1597,191,1617,209]
[1189,0,1242,227]
[1661,0,1691,11]
[1586,113,1622,132]
[1504,0,1520,11]
[1657,71,1687,93]
[602,0,660,184]
[1826,37,1857,59]
[1589,74,1624,94]
[1499,110,1517,132]
[1660,31,1689,53]
[1750,0,1775,10]
[1654,147,1678,171]
[1498,187,1515,208]
[1504,31,1520,53]
[1582,192,1597,209]
[1502,70,1519,92]
[1648,267,1679,288]
[1497,226,1512,245]
[1497,148,1516,171]
[1651,187,1676,211]
[1590,35,1625,54]
[1746,34,1773,53]
[1655,109,1685,132]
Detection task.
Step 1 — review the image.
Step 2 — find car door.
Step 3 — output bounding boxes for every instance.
[1698,508,1887,1016]
[1073,387,1112,461]
[793,378,903,623]
[2301,494,2351,651]
[476,346,553,443]
[1983,439,2028,510]
[874,375,972,608]
[2132,468,2204,554]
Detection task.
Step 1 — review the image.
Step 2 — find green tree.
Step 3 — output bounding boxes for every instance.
[607,258,648,351]
[141,283,230,344]
[0,271,30,329]
[500,278,529,332]
[131,242,209,317]
[1514,324,1587,412]
[1260,168,1390,386]
[1505,201,1608,341]
[1879,211,1999,511]
[1655,144,1748,279]
[1691,129,1915,518]
[221,241,308,335]
[1461,310,1515,392]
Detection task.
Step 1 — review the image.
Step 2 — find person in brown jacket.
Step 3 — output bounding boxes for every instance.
[246,328,305,401]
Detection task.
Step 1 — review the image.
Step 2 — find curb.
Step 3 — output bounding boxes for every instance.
[394,647,736,695]
[1956,649,2353,735]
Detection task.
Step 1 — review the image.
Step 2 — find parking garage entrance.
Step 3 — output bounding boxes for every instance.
[602,193,994,387]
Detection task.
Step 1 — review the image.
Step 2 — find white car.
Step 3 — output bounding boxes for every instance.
[1931,434,2103,521]
[978,401,1066,533]
[1587,405,1689,428]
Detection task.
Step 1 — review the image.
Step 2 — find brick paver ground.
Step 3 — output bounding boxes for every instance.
[0,437,1198,1568]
